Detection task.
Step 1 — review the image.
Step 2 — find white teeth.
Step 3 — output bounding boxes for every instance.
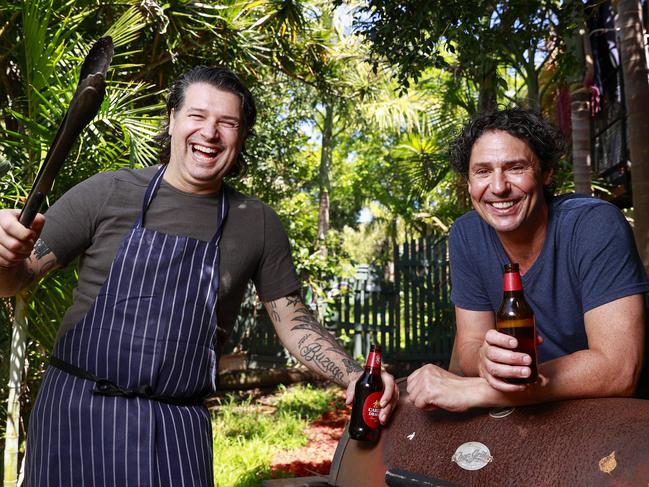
[191,144,220,162]
[491,201,515,209]
[192,144,218,154]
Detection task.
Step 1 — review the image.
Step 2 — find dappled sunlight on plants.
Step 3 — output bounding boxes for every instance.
[211,383,347,486]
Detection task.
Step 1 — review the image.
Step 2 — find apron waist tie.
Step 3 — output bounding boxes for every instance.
[49,356,206,406]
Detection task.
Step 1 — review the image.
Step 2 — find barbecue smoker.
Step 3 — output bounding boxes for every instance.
[264,379,649,487]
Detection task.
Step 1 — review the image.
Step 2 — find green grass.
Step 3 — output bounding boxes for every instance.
[212,383,341,487]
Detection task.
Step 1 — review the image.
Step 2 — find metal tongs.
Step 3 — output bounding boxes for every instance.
[19,36,114,227]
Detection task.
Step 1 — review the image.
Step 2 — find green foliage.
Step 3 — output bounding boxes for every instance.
[212,383,341,487]
[345,0,583,115]
[274,383,344,420]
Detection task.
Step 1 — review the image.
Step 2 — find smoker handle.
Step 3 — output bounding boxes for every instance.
[385,468,463,487]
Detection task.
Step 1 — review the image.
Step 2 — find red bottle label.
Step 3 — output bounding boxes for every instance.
[361,391,383,429]
[503,272,523,291]
[366,351,381,368]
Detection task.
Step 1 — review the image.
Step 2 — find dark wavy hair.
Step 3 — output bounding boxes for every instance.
[449,108,566,198]
[156,65,257,178]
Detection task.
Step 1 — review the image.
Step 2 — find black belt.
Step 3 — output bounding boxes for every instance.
[49,356,206,406]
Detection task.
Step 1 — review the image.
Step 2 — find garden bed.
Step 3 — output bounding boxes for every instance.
[210,382,348,486]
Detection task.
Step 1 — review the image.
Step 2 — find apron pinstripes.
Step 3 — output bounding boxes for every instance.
[26,165,228,486]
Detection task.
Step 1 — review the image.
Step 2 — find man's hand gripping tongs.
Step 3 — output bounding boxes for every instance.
[19,36,114,227]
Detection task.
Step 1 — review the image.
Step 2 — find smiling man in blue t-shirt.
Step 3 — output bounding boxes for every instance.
[406,108,649,411]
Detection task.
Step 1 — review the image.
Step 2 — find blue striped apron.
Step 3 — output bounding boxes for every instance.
[26,165,228,486]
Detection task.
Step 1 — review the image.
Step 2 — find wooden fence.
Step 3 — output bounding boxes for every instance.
[223,234,455,374]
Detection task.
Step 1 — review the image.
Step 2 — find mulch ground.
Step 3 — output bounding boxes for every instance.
[269,396,350,478]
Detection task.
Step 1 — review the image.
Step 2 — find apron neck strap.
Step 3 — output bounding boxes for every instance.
[137,165,229,244]
[141,165,167,215]
[211,186,229,245]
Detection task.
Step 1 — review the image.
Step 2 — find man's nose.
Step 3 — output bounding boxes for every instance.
[490,169,509,194]
[200,122,221,140]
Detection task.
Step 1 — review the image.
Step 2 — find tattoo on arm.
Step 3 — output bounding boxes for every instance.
[290,304,362,384]
[25,239,57,283]
[267,292,306,325]
[284,293,302,307]
[343,358,361,374]
[268,299,281,324]
[33,239,51,260]
[0,239,57,291]
[268,292,363,384]
[297,333,311,348]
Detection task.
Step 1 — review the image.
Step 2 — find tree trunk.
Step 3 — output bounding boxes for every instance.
[524,60,541,112]
[477,59,498,113]
[614,0,649,271]
[570,87,592,194]
[3,295,28,487]
[317,100,334,258]
[568,18,594,196]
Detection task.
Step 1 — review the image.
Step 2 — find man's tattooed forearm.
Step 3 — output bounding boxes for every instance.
[290,307,361,384]
[284,291,302,308]
[343,358,363,374]
[290,308,349,358]
[297,333,311,348]
[299,342,344,383]
[268,299,281,323]
[33,239,51,260]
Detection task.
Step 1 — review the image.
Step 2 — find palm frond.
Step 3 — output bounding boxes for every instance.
[26,267,78,350]
[103,5,147,48]
[96,81,164,167]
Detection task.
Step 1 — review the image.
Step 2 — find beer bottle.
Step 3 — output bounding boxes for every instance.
[348,344,384,442]
[496,263,538,384]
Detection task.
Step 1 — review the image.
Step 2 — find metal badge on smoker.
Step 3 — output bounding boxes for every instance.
[452,441,493,471]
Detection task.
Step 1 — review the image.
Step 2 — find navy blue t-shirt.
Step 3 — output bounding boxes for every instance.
[449,194,649,363]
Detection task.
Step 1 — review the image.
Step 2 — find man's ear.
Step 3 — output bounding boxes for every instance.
[168,108,176,135]
[543,168,554,185]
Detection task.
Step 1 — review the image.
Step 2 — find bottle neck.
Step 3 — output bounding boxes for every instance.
[503,271,523,292]
[365,349,382,373]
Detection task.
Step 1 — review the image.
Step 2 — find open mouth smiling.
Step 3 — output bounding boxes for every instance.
[489,200,517,210]
[191,143,221,160]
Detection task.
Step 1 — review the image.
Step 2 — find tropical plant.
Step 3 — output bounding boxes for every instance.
[0,3,163,482]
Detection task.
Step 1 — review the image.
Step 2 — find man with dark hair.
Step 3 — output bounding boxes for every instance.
[0,65,397,485]
[406,108,649,411]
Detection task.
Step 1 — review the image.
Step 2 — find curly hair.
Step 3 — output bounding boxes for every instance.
[156,65,257,178]
[449,108,566,197]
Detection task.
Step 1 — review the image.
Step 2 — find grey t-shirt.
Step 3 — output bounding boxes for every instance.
[41,165,300,351]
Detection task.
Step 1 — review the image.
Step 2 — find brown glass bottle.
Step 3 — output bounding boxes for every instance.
[496,263,538,384]
[348,344,384,442]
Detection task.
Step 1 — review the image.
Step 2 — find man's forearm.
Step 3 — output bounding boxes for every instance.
[0,261,35,296]
[462,295,645,408]
[0,240,58,296]
[266,294,362,387]
[465,349,640,409]
[457,339,484,377]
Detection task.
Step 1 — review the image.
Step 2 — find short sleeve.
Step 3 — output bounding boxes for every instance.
[252,205,300,302]
[449,220,493,311]
[41,172,113,266]
[573,203,649,312]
